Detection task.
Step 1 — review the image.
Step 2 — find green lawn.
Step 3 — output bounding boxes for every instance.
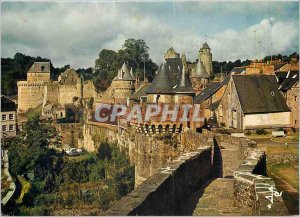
[257,144,299,156]
[269,161,299,190]
[66,152,97,162]
[268,161,299,215]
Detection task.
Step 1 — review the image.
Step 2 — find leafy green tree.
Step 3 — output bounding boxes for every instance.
[8,117,62,181]
[97,142,112,160]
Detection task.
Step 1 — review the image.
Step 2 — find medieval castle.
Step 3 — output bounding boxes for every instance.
[17,43,213,119]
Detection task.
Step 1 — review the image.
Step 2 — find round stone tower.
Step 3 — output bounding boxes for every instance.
[199,42,213,76]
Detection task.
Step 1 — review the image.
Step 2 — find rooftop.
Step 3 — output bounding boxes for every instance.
[28,62,50,73]
[232,75,290,114]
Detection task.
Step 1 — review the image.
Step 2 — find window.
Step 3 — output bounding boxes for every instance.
[9,114,14,120]
[2,114,6,121]
[295,120,297,125]
[9,125,14,131]
[2,125,7,132]
[295,96,298,102]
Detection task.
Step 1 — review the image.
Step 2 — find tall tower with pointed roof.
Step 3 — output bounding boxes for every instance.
[164,47,180,60]
[190,59,210,94]
[110,62,136,103]
[199,42,213,76]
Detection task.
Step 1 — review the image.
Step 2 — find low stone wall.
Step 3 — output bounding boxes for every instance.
[233,148,289,215]
[105,146,213,216]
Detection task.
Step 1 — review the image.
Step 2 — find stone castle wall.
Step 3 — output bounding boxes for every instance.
[79,121,118,152]
[58,84,81,105]
[17,81,45,113]
[82,80,96,99]
[27,72,50,83]
[105,146,213,216]
[54,123,83,148]
[233,147,289,215]
[80,121,213,187]
[44,83,59,104]
[287,83,299,128]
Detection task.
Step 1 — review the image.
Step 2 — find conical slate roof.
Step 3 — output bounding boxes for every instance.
[146,61,174,94]
[116,62,135,81]
[175,66,194,94]
[202,42,210,49]
[129,67,134,78]
[194,60,209,78]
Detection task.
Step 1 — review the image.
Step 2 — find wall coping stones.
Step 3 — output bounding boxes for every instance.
[233,139,289,215]
[105,145,212,216]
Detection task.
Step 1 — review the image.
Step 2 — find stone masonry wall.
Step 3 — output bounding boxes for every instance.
[287,83,299,128]
[54,123,82,148]
[233,146,289,215]
[79,121,118,152]
[105,146,212,216]
[17,82,45,113]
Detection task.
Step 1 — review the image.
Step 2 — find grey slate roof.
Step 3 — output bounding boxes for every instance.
[207,99,221,110]
[131,84,151,101]
[175,66,194,94]
[230,67,246,74]
[194,82,223,104]
[1,95,16,112]
[232,75,290,114]
[274,63,287,71]
[277,71,299,91]
[202,43,210,49]
[146,58,186,94]
[28,62,50,73]
[193,60,209,78]
[116,62,135,81]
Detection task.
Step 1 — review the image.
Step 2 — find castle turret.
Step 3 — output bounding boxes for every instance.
[164,47,180,60]
[190,59,210,94]
[199,42,213,76]
[27,62,51,83]
[112,62,135,103]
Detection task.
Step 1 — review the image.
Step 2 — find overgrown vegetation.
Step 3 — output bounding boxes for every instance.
[154,132,179,148]
[255,128,268,135]
[7,118,134,215]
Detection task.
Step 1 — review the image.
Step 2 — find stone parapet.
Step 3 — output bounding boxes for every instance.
[233,148,289,215]
[105,146,212,216]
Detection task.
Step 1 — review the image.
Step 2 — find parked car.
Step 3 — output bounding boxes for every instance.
[76,148,83,154]
[66,148,80,156]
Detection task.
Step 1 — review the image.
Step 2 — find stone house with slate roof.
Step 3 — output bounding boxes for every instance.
[216,75,291,130]
[276,71,299,129]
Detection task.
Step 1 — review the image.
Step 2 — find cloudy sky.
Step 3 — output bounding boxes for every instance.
[1,1,299,68]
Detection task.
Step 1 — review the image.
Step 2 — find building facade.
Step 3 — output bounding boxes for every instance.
[216,75,291,130]
[1,95,17,139]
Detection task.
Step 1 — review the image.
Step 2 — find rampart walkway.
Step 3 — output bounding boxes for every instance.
[179,178,250,215]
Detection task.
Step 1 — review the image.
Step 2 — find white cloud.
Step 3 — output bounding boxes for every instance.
[1,3,299,68]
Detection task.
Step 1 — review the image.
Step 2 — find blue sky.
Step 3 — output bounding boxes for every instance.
[1,1,299,68]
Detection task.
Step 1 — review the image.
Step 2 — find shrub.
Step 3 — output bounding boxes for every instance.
[256,128,267,135]
[97,142,112,160]
[245,130,251,136]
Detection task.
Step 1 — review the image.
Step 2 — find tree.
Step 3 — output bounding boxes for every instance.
[8,117,62,180]
[93,39,158,91]
[97,142,112,160]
